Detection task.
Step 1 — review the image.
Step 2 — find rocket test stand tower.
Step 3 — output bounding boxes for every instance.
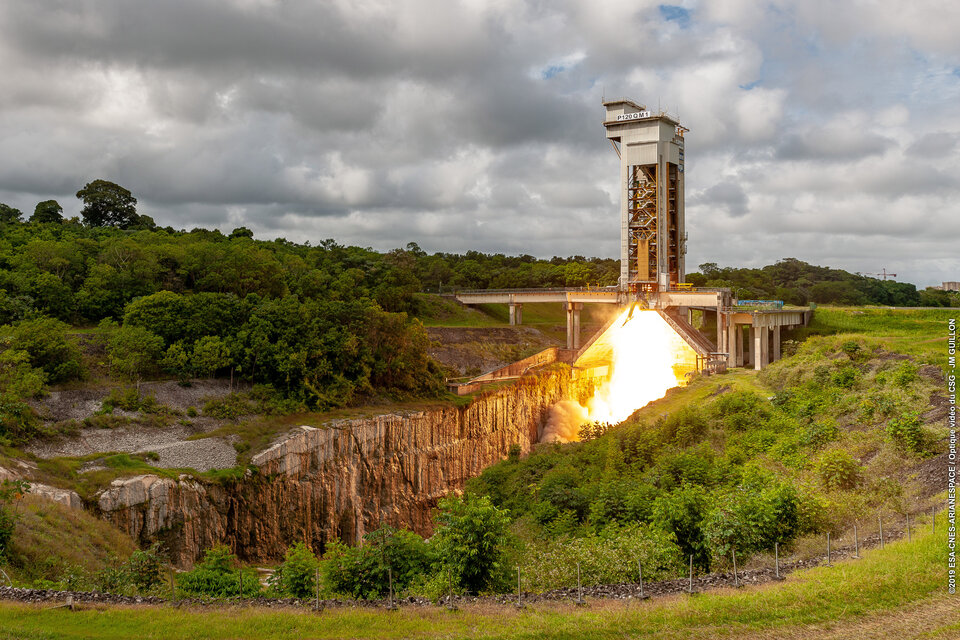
[602,99,688,294]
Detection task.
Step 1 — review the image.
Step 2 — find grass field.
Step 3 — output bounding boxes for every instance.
[0,511,951,639]
[787,306,956,367]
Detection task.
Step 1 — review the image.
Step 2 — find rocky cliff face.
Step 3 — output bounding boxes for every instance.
[96,368,574,567]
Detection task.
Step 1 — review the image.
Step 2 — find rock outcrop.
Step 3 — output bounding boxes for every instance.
[96,368,574,567]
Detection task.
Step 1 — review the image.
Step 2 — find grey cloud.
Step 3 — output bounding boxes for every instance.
[695,182,748,217]
[0,1,958,285]
[777,132,893,162]
[907,132,960,158]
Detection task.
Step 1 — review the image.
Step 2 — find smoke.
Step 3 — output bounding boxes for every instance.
[540,400,588,443]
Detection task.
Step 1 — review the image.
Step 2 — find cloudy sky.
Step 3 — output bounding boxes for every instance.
[1,1,958,286]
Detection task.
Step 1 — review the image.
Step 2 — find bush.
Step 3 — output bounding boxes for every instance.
[652,485,710,570]
[0,479,29,557]
[125,543,164,592]
[702,481,802,561]
[803,419,840,448]
[886,413,926,455]
[320,526,431,599]
[516,523,683,591]
[176,545,261,598]
[432,495,511,594]
[831,366,860,389]
[107,325,163,382]
[6,317,83,383]
[891,362,919,386]
[269,542,318,598]
[817,449,863,490]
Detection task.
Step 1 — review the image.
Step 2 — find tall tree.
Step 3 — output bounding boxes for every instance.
[0,203,23,224]
[30,200,63,224]
[76,179,139,228]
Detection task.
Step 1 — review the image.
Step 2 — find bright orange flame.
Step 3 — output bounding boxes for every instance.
[582,308,694,424]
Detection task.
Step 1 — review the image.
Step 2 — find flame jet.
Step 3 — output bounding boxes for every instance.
[541,308,697,443]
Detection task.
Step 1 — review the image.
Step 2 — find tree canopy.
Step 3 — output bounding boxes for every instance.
[76,179,140,228]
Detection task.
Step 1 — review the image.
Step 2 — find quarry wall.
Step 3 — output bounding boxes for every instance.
[95,368,575,567]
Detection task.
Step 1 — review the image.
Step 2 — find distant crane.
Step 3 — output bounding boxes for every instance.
[858,268,897,280]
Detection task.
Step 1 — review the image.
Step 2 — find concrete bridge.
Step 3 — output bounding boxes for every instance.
[454,287,810,371]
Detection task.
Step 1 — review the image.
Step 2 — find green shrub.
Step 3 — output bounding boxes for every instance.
[269,542,318,598]
[803,419,840,448]
[203,394,254,420]
[6,317,83,383]
[538,468,590,521]
[702,481,802,560]
[891,362,919,386]
[320,526,431,599]
[652,485,710,570]
[176,545,261,598]
[711,391,768,431]
[817,449,862,490]
[107,325,163,381]
[831,366,860,389]
[125,543,164,591]
[432,495,511,594]
[516,523,683,591]
[886,412,926,455]
[0,479,30,557]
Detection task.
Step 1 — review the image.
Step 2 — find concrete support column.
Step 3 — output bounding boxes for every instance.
[727,318,738,367]
[716,311,726,354]
[772,325,781,361]
[733,323,746,367]
[565,302,583,350]
[573,304,582,350]
[509,303,517,325]
[754,326,769,371]
[747,326,755,367]
[516,304,523,325]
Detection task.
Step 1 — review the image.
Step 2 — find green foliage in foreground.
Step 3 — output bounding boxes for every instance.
[0,514,947,640]
[267,542,318,599]
[176,546,261,599]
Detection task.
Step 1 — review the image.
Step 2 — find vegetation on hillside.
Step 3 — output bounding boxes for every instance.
[687,258,957,307]
[463,335,944,585]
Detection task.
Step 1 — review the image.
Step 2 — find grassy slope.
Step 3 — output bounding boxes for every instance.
[3,495,137,586]
[787,306,955,367]
[0,512,950,640]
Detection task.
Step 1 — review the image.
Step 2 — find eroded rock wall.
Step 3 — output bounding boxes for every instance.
[96,368,573,567]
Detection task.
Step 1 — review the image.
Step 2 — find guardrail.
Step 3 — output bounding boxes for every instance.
[455,287,618,295]
[734,300,784,309]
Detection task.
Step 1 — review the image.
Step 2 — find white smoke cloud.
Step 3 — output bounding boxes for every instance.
[540,400,588,444]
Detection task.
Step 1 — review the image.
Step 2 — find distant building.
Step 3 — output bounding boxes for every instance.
[938,282,960,291]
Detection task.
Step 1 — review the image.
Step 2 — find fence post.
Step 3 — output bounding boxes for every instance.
[447,566,456,611]
[238,569,243,601]
[637,560,649,600]
[853,524,860,559]
[826,533,832,566]
[688,554,694,594]
[732,549,740,588]
[517,567,522,608]
[576,562,584,605]
[387,567,396,610]
[774,542,781,580]
[878,515,884,549]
